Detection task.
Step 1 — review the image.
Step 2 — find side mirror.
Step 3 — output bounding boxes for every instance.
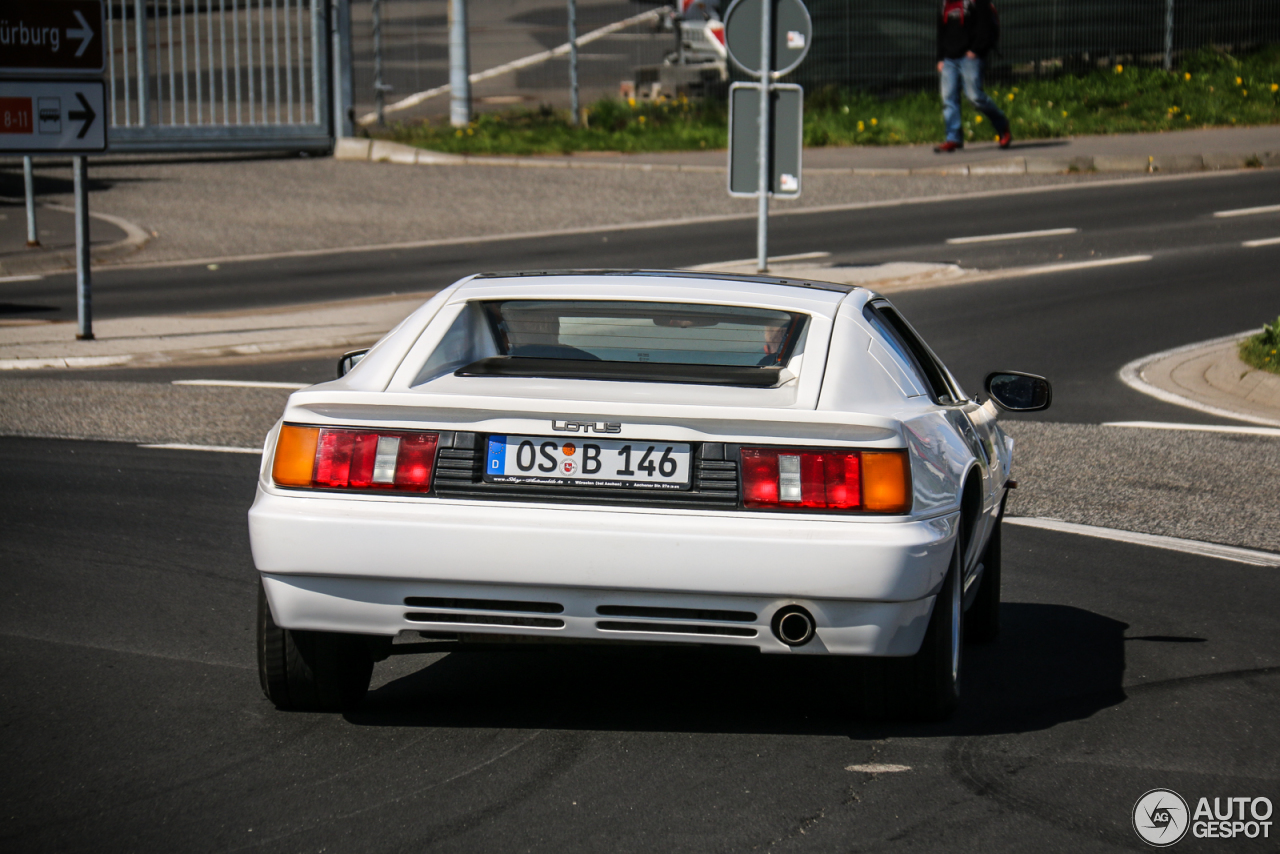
[984,371,1052,412]
[337,348,369,378]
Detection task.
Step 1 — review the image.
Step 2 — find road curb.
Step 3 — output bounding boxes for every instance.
[1119,331,1280,427]
[334,137,1280,176]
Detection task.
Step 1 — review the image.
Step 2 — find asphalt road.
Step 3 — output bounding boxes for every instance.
[1,438,1276,853]
[3,171,1279,852]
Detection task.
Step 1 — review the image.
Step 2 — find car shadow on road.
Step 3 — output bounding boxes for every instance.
[347,602,1128,738]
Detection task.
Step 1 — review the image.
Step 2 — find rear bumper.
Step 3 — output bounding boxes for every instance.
[261,575,937,656]
[249,488,958,656]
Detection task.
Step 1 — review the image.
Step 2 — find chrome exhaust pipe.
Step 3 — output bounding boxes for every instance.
[772,606,816,647]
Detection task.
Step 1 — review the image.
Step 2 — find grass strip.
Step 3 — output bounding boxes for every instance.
[385,46,1280,156]
[1239,316,1280,376]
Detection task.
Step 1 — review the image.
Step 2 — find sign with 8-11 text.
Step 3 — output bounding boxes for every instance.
[0,79,105,152]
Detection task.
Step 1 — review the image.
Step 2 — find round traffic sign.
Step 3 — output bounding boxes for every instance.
[723,0,812,79]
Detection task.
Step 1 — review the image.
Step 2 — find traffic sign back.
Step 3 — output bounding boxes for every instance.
[723,0,812,79]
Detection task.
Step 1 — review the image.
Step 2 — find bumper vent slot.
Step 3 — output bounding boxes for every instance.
[404,596,564,614]
[405,612,564,629]
[596,605,756,622]
[433,436,740,509]
[596,621,757,638]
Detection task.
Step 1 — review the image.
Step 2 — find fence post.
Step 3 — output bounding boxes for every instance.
[449,0,472,127]
[135,0,149,126]
[372,0,386,125]
[332,0,354,137]
[1163,0,1175,71]
[568,0,579,125]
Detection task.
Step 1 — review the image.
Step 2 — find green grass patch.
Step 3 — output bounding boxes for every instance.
[385,46,1280,154]
[1239,316,1280,375]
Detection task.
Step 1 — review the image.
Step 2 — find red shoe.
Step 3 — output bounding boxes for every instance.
[998,130,1012,149]
[934,140,964,153]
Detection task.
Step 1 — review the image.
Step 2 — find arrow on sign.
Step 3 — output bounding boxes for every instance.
[68,10,95,58]
[69,92,96,138]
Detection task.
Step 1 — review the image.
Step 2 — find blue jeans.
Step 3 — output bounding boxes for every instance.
[940,56,1008,143]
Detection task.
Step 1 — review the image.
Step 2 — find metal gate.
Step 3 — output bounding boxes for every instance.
[105,0,333,153]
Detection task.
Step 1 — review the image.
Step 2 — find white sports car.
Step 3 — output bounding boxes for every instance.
[249,271,1050,719]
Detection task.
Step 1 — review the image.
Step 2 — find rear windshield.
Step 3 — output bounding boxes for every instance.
[482,300,805,367]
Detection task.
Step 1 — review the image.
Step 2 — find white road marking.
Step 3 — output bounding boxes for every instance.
[688,251,830,271]
[139,443,261,454]
[0,274,43,284]
[1213,203,1280,218]
[1005,517,1280,567]
[171,379,309,389]
[1243,236,1280,248]
[1003,254,1152,275]
[846,764,912,773]
[946,227,1078,245]
[1103,421,1280,438]
[1117,331,1280,428]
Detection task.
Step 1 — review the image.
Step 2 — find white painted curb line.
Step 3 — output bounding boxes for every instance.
[1006,517,1280,567]
[1117,331,1280,428]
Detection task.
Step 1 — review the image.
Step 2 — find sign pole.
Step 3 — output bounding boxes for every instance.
[755,0,771,273]
[24,156,39,247]
[73,155,93,340]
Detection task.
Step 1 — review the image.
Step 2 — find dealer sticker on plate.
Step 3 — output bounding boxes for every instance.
[485,435,691,490]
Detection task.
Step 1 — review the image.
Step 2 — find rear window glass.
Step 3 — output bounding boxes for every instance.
[482,300,805,367]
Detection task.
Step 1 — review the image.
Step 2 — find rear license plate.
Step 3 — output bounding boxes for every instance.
[484,435,692,490]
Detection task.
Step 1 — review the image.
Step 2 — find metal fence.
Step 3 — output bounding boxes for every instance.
[795,0,1280,94]
[347,0,670,122]
[105,0,332,152]
[346,0,1280,121]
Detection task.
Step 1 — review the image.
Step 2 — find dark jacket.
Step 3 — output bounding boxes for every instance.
[937,0,998,60]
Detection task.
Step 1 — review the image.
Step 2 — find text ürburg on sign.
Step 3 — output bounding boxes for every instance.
[0,0,104,75]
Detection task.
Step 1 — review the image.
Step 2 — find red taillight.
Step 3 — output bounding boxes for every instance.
[740,448,910,513]
[274,425,438,492]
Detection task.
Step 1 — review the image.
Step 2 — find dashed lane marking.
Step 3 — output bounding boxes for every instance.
[688,251,830,271]
[1005,517,1280,567]
[846,764,912,773]
[945,227,1078,244]
[1214,203,1280,218]
[1103,421,1280,438]
[171,379,309,389]
[0,274,43,284]
[139,443,261,454]
[1243,236,1280,248]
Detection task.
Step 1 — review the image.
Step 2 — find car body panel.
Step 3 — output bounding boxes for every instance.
[248,271,1016,659]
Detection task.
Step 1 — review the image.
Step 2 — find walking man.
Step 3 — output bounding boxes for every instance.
[935,0,1011,153]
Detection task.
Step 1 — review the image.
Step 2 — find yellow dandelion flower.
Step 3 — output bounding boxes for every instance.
[871,118,878,125]
[857,120,865,132]
[627,97,636,108]
[1114,64,1123,73]
[975,115,983,124]
[1244,90,1249,96]
[1236,76,1243,85]
[1184,72,1191,81]
[1272,83,1279,92]
[1062,110,1069,117]
[1007,93,1014,101]
[637,115,646,124]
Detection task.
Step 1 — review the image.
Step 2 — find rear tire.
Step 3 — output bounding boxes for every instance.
[257,579,374,712]
[966,502,1003,644]
[857,545,963,721]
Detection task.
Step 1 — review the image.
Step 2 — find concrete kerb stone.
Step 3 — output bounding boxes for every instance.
[333,136,1279,176]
